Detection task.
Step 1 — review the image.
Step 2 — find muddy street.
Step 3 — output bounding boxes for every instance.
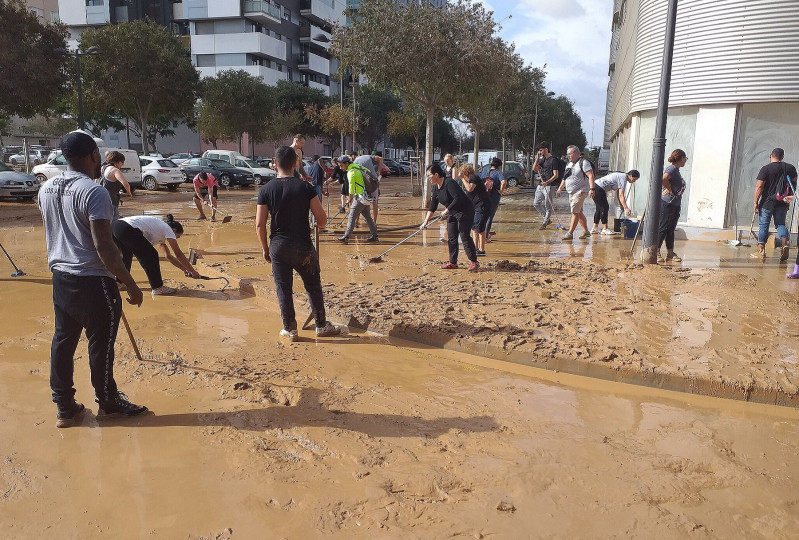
[2,180,799,538]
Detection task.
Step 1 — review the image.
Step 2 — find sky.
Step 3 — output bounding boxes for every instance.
[482,0,613,148]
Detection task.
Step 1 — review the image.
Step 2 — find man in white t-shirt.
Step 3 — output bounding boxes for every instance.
[557,145,595,241]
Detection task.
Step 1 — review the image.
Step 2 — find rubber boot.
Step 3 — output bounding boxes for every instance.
[786,265,799,279]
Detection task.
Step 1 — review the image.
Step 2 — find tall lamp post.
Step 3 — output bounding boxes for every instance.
[54,46,100,130]
[533,91,556,150]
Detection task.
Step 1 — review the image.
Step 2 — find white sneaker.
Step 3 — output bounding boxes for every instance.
[606,230,620,235]
[316,322,342,337]
[151,285,176,296]
[590,227,599,234]
[279,329,298,342]
[600,229,610,235]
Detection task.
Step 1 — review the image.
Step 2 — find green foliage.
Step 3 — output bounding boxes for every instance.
[304,103,359,155]
[197,70,274,152]
[272,80,330,138]
[79,20,199,154]
[0,0,69,118]
[355,85,401,151]
[262,110,305,148]
[536,96,587,157]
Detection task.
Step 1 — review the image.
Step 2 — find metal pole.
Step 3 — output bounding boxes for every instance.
[351,70,356,152]
[532,96,539,152]
[641,0,679,264]
[76,53,85,130]
[340,72,345,153]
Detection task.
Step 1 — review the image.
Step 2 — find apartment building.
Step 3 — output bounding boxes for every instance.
[25,0,60,22]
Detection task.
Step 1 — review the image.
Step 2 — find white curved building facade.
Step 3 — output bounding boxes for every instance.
[605,0,799,228]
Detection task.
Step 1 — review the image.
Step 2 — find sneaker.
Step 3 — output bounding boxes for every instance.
[279,329,298,342]
[441,262,458,269]
[590,227,599,234]
[780,245,790,262]
[97,392,148,417]
[315,322,342,337]
[542,217,551,227]
[578,231,591,239]
[337,236,348,244]
[606,230,620,236]
[365,235,380,243]
[476,249,486,257]
[666,251,682,262]
[151,285,176,296]
[600,229,611,235]
[56,400,85,428]
[468,261,480,272]
[562,232,574,241]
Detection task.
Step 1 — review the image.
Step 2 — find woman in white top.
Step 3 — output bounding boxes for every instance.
[590,170,640,235]
[111,214,199,296]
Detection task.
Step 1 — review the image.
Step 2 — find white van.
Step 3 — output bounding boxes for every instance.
[203,150,275,185]
[33,147,142,189]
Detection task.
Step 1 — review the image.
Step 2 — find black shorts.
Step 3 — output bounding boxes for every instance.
[194,186,218,199]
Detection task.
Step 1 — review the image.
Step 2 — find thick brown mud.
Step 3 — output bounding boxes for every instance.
[2,180,799,537]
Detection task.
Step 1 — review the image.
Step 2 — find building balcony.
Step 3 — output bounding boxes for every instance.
[299,0,345,27]
[308,80,330,96]
[297,51,329,75]
[198,65,288,87]
[192,32,286,61]
[299,25,331,50]
[58,0,110,25]
[243,0,282,24]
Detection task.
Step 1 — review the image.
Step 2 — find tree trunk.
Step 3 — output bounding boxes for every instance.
[238,134,243,154]
[139,115,149,155]
[424,106,435,208]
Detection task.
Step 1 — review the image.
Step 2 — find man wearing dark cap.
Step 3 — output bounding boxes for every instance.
[38,131,148,427]
[752,147,798,261]
[336,154,379,244]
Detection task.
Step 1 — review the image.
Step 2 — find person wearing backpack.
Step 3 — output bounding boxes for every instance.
[532,142,561,230]
[753,147,797,262]
[337,154,379,245]
[556,145,595,240]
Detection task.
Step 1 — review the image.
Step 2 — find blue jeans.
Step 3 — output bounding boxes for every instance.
[757,206,788,245]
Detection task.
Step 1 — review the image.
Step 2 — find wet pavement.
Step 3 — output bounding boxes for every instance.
[2,179,799,537]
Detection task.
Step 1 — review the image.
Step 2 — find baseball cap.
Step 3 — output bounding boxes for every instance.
[338,154,352,163]
[60,130,97,160]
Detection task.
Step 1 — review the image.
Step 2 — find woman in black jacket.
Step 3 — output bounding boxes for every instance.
[420,163,479,271]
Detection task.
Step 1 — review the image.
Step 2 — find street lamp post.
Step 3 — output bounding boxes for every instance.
[54,46,100,130]
[533,91,556,151]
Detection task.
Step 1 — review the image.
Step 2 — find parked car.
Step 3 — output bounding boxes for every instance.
[167,152,198,165]
[8,148,49,166]
[398,160,419,175]
[139,156,184,191]
[0,162,39,201]
[179,158,254,187]
[232,156,276,185]
[32,147,142,189]
[477,160,528,187]
[383,158,406,176]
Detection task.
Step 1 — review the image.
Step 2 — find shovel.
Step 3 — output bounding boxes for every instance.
[0,241,25,277]
[369,216,442,263]
[206,202,232,223]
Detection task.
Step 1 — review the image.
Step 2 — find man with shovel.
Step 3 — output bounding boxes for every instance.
[256,145,343,342]
[38,130,148,427]
[193,171,218,221]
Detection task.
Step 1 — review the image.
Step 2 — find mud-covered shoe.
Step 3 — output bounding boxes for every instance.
[337,236,348,244]
[562,232,574,241]
[666,251,682,262]
[97,392,148,417]
[578,231,591,239]
[441,262,458,269]
[315,322,342,337]
[279,329,298,342]
[151,285,176,296]
[468,261,480,272]
[780,245,790,262]
[365,235,379,243]
[56,400,85,428]
[589,227,599,234]
[475,249,486,257]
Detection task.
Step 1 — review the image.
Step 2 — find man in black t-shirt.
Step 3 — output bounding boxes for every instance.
[752,148,798,261]
[255,146,342,341]
[532,142,560,229]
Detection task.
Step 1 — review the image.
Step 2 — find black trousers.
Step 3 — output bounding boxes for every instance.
[657,200,681,251]
[593,187,610,225]
[112,220,164,289]
[448,211,478,264]
[50,270,121,404]
[270,238,326,331]
[485,190,501,236]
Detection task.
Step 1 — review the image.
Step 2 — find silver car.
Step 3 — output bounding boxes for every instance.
[0,162,40,201]
[139,156,184,191]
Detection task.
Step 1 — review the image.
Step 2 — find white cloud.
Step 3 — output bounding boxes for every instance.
[495,0,613,147]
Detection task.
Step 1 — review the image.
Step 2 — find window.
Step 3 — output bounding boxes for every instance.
[50,11,59,22]
[282,8,291,21]
[275,64,283,72]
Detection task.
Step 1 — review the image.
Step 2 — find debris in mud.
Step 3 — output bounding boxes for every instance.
[493,260,523,271]
[233,382,251,390]
[496,500,516,513]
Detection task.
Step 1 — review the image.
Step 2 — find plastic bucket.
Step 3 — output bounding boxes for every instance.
[621,219,639,239]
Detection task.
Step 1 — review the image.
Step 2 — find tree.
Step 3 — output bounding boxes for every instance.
[21,115,75,139]
[355,84,401,151]
[333,0,508,204]
[387,108,425,159]
[0,0,69,119]
[536,96,587,157]
[272,80,330,139]
[196,70,274,153]
[79,20,199,154]
[304,103,360,156]
[262,110,305,149]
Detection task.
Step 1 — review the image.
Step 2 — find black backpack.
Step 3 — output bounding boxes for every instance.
[564,157,595,179]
